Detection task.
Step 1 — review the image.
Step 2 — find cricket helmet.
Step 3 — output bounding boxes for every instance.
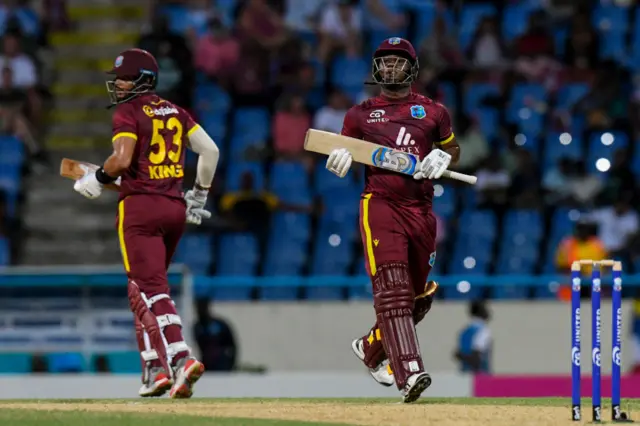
[371,37,419,87]
[105,48,159,105]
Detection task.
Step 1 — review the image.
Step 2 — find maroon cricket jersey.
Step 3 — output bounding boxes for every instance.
[111,94,198,202]
[341,92,454,206]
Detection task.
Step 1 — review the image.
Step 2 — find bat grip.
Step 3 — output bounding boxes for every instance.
[441,170,477,185]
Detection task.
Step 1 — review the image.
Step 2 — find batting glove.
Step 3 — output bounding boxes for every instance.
[73,164,104,199]
[413,149,451,180]
[184,188,212,226]
[326,148,352,178]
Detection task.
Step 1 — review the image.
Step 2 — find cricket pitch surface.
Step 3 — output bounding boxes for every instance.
[1,398,637,425]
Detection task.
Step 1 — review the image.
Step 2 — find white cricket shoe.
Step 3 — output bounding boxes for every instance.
[169,357,205,399]
[402,372,432,403]
[139,366,172,397]
[351,338,395,387]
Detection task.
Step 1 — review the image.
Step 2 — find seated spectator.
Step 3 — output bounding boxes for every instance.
[185,0,216,40]
[194,17,240,84]
[564,11,599,70]
[567,160,603,207]
[220,171,313,247]
[236,0,288,52]
[513,10,561,91]
[573,64,628,131]
[556,219,606,274]
[590,194,638,261]
[363,0,405,32]
[0,30,40,124]
[272,94,310,157]
[0,65,45,162]
[453,115,488,173]
[419,16,464,74]
[317,0,362,63]
[475,156,511,210]
[466,16,507,70]
[0,1,41,39]
[313,89,350,134]
[509,149,541,208]
[138,13,194,108]
[542,157,574,205]
[284,0,323,33]
[193,298,237,371]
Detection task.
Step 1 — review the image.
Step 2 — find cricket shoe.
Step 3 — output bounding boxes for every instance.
[351,338,395,387]
[139,367,172,397]
[169,357,205,399]
[401,372,432,403]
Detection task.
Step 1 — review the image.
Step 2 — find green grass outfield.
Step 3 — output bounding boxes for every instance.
[0,398,637,425]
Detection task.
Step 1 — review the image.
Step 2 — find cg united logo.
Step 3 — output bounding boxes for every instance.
[571,347,581,367]
[367,109,388,123]
[613,346,621,366]
[592,347,601,367]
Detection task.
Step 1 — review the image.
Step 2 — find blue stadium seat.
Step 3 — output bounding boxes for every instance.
[0,237,9,266]
[543,132,583,169]
[314,162,357,195]
[320,185,361,222]
[554,27,568,56]
[200,115,226,144]
[311,235,353,275]
[600,30,626,62]
[442,282,484,300]
[493,284,529,300]
[174,234,213,275]
[459,4,497,48]
[502,4,534,41]
[464,83,499,115]
[593,5,628,33]
[408,2,437,45]
[232,107,270,140]
[225,162,265,190]
[263,238,307,276]
[475,107,499,140]
[209,277,253,301]
[458,210,498,241]
[318,214,358,243]
[160,3,190,34]
[503,210,543,239]
[433,185,456,217]
[217,233,259,275]
[438,82,457,111]
[272,212,311,243]
[587,131,628,173]
[507,84,547,137]
[269,161,309,192]
[556,84,589,110]
[0,136,24,166]
[193,83,231,116]
[330,54,368,100]
[0,353,31,373]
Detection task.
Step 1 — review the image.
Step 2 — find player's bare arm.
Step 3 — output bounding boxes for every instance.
[436,139,460,164]
[103,134,136,177]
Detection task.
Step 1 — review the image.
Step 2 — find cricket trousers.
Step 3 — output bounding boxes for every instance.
[116,194,190,372]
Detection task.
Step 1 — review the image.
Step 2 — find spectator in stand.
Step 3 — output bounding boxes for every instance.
[542,157,575,205]
[317,0,362,63]
[236,0,288,53]
[454,300,492,374]
[568,160,603,207]
[590,194,639,263]
[272,93,311,158]
[363,0,405,32]
[564,11,600,70]
[453,115,488,173]
[194,17,240,85]
[420,16,464,74]
[284,0,323,34]
[556,219,606,274]
[509,149,541,208]
[193,298,237,371]
[137,13,194,108]
[466,16,508,70]
[475,156,511,211]
[0,30,40,124]
[313,89,350,134]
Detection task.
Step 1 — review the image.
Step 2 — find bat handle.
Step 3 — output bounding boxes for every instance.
[441,170,477,185]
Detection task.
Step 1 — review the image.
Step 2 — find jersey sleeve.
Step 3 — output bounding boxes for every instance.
[180,107,200,137]
[340,106,363,139]
[112,102,138,142]
[435,103,455,146]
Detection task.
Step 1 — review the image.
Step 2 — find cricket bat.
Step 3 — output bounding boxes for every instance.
[59,158,121,191]
[304,129,477,185]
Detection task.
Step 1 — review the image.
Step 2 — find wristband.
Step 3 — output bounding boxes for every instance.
[95,167,118,184]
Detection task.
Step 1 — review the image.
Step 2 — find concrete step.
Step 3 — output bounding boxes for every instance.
[48,121,112,137]
[47,107,111,124]
[75,20,143,33]
[54,57,114,72]
[54,44,126,60]
[22,239,122,266]
[52,82,105,97]
[54,96,105,110]
[50,31,138,47]
[54,70,110,85]
[24,212,115,233]
[67,4,144,20]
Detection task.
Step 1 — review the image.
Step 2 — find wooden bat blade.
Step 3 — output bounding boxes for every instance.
[304,129,477,185]
[60,158,120,191]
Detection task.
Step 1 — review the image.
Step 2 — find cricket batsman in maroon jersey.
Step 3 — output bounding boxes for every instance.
[326,37,461,402]
[72,48,220,398]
